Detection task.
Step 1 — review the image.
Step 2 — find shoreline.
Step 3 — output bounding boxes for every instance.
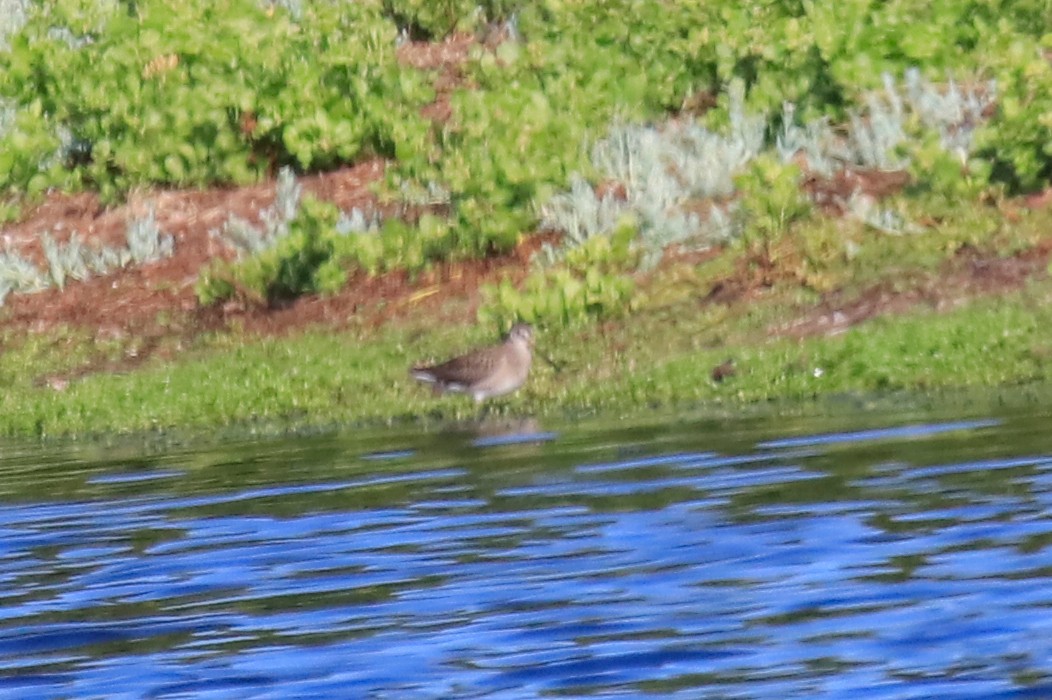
[3,276,1051,440]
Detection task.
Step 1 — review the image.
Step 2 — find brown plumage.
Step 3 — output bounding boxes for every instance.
[410,324,534,403]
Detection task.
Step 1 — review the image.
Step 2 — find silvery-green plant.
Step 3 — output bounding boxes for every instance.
[39,209,175,290]
[0,208,176,304]
[54,125,92,171]
[0,0,19,142]
[126,207,174,264]
[777,103,835,175]
[774,69,998,235]
[34,125,92,177]
[41,232,90,289]
[0,100,13,143]
[272,165,301,221]
[842,90,909,170]
[777,87,907,172]
[213,166,301,256]
[86,245,129,275]
[0,249,48,304]
[779,70,997,175]
[0,0,29,50]
[46,26,92,50]
[336,207,382,235]
[541,80,759,269]
[537,175,626,265]
[500,14,521,42]
[901,68,995,162]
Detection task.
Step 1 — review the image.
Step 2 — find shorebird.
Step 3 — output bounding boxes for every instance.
[410,323,534,403]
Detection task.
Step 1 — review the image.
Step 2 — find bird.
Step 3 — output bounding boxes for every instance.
[710,358,737,383]
[410,323,534,403]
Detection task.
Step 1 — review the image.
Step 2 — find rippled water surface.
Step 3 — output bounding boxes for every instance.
[3,404,1052,698]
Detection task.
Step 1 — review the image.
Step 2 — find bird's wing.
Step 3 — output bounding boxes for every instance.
[423,345,503,384]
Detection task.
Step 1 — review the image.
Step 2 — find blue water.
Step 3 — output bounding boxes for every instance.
[1,405,1051,698]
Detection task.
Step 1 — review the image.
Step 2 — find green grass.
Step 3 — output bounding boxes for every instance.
[535,287,1052,413]
[3,278,1051,439]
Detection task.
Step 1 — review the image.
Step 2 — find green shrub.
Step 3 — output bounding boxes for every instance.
[0,0,432,200]
[197,197,465,306]
[479,266,636,331]
[735,156,812,243]
[198,197,345,306]
[479,218,638,329]
[973,27,1052,192]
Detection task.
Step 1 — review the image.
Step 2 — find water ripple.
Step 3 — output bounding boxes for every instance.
[0,409,1050,698]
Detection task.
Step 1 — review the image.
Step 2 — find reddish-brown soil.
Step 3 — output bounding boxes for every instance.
[3,162,1051,369]
[1,160,392,338]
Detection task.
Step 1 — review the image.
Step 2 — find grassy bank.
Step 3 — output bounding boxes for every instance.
[6,299,1052,438]
[4,268,1051,439]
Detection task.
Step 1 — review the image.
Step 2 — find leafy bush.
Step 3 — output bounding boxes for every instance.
[197,185,458,306]
[198,197,346,306]
[479,266,636,331]
[973,28,1052,192]
[735,156,812,243]
[479,220,638,329]
[0,0,432,200]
